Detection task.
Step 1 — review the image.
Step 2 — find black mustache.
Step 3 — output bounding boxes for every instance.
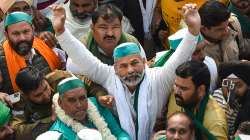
[104,36,116,40]
[175,94,183,100]
[18,40,31,45]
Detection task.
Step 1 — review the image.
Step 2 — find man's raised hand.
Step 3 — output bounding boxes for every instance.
[50,5,66,36]
[182,4,201,36]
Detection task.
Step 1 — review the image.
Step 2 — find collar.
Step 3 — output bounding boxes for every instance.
[24,48,36,64]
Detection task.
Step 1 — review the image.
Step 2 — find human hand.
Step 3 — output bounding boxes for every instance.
[0,92,12,108]
[98,95,114,109]
[39,31,58,48]
[182,4,201,36]
[50,5,66,36]
[158,30,169,42]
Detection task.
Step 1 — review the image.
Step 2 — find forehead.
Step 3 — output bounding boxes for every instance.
[7,21,32,32]
[175,76,194,86]
[227,78,243,83]
[63,87,87,98]
[115,54,142,64]
[10,1,29,9]
[168,114,191,128]
[94,16,121,25]
[210,21,229,30]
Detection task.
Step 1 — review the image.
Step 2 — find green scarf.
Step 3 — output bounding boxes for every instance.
[184,94,217,140]
[152,49,175,67]
[229,4,250,38]
[133,78,144,140]
[86,32,127,65]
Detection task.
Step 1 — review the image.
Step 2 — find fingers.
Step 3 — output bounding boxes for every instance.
[0,93,13,107]
[98,95,114,109]
[182,3,197,14]
[50,4,65,12]
[39,31,58,48]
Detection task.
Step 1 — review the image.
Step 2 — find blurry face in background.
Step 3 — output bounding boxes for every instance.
[8,1,32,15]
[201,20,229,43]
[231,0,250,17]
[70,0,96,22]
[91,17,121,56]
[27,80,52,105]
[192,41,206,62]
[5,22,34,56]
[222,78,248,98]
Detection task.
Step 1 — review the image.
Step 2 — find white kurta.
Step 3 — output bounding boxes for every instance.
[203,56,218,92]
[57,29,198,140]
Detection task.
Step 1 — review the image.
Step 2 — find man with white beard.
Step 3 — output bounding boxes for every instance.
[51,3,201,140]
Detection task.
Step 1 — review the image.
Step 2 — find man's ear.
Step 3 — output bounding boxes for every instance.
[200,26,207,34]
[197,85,206,99]
[114,63,119,75]
[58,96,63,108]
[21,91,28,99]
[4,30,8,38]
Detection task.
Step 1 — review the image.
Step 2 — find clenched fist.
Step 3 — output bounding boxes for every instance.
[50,5,66,36]
[182,4,201,36]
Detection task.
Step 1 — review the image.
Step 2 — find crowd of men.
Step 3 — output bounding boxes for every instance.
[0,0,250,140]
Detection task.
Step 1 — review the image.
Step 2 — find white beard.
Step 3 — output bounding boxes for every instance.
[120,70,145,87]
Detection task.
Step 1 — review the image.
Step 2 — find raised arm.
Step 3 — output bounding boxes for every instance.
[51,5,113,85]
[156,4,201,94]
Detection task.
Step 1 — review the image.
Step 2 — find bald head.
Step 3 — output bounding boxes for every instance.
[166,112,195,140]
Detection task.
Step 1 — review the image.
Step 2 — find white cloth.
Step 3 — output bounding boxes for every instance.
[238,134,250,140]
[114,69,150,140]
[138,0,157,38]
[63,2,92,40]
[203,56,218,92]
[77,129,102,140]
[36,131,62,140]
[56,29,198,140]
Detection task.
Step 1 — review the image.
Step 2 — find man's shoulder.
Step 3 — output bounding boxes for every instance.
[203,95,228,139]
[123,32,139,43]
[203,95,227,127]
[205,95,227,118]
